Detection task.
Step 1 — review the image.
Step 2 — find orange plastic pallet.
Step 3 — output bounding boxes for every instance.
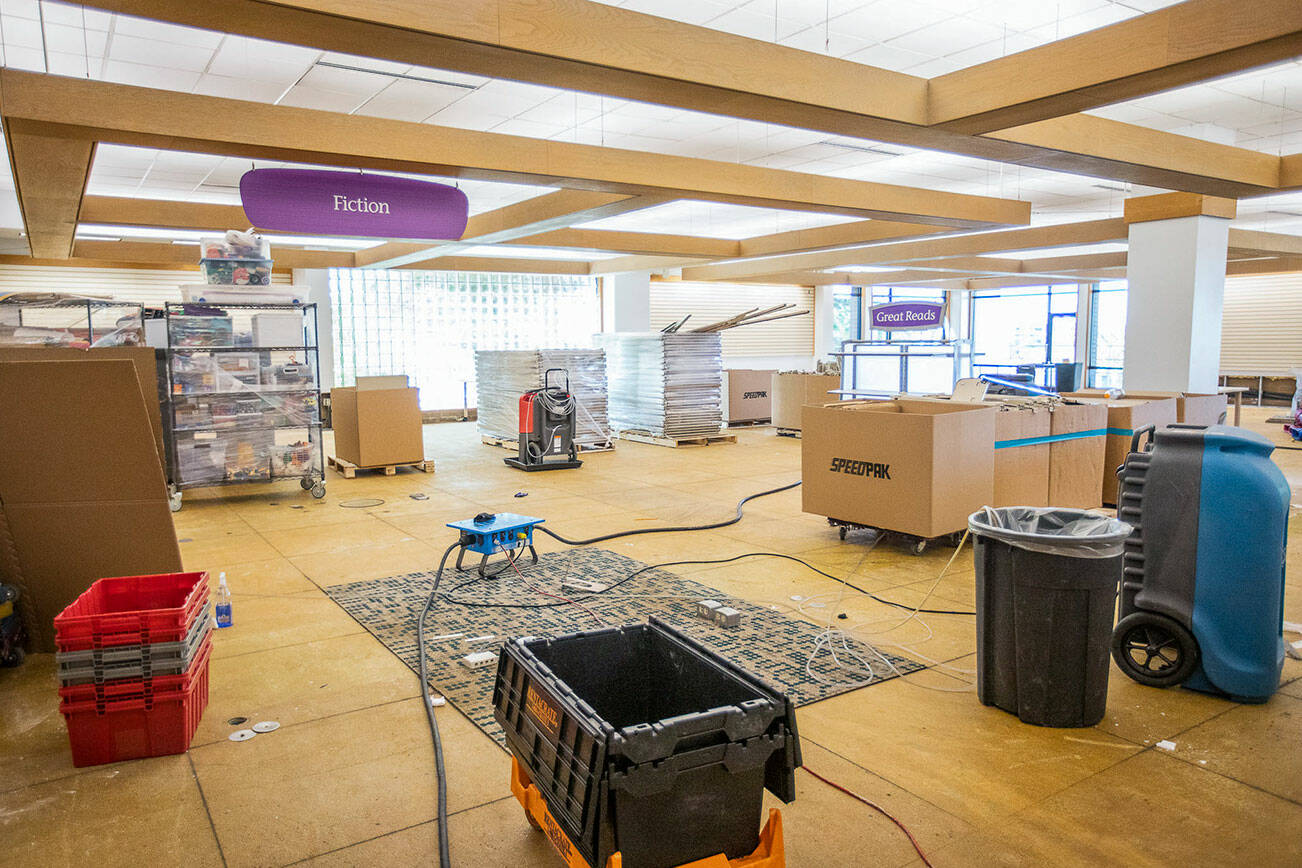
[510,757,785,868]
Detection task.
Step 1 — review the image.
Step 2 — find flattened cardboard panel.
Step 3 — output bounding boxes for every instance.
[5,501,181,652]
[993,406,1050,508]
[0,347,166,473]
[356,375,409,390]
[0,359,168,504]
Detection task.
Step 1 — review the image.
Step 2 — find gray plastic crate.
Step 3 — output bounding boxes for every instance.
[56,614,211,686]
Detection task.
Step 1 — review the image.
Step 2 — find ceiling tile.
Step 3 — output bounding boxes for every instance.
[276,84,366,113]
[111,16,224,48]
[101,59,200,91]
[206,36,319,84]
[355,79,470,123]
[193,73,290,103]
[108,33,214,71]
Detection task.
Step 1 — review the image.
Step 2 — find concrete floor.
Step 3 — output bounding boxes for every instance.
[3,409,1301,867]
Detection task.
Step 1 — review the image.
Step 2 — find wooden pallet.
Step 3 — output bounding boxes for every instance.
[617,430,737,448]
[775,427,802,438]
[328,455,435,479]
[724,419,771,429]
[479,435,615,453]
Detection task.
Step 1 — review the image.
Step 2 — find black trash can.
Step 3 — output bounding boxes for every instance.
[968,507,1132,727]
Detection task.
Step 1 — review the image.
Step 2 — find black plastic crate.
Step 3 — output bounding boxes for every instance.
[492,616,800,868]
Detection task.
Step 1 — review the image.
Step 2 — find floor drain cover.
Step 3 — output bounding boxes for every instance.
[339,498,384,509]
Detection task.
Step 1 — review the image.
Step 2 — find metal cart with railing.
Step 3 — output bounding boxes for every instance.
[162,301,325,510]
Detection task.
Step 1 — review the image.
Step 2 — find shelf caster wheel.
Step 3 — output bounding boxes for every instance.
[1112,611,1199,688]
[310,481,326,499]
[169,491,183,513]
[908,538,928,556]
[838,526,848,540]
[300,477,313,491]
[524,810,542,831]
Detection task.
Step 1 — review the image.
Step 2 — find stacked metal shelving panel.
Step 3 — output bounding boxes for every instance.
[475,349,612,449]
[598,332,724,438]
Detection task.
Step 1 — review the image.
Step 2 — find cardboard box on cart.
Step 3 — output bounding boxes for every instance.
[1061,392,1177,505]
[1047,401,1108,508]
[771,373,841,430]
[801,399,997,539]
[991,403,1051,508]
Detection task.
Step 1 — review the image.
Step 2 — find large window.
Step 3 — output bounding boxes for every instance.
[970,285,1078,386]
[831,286,861,347]
[867,287,948,340]
[331,269,599,410]
[1088,281,1127,388]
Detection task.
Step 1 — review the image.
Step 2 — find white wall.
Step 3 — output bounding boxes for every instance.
[292,268,335,391]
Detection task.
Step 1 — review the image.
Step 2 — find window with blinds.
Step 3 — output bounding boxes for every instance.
[1221,273,1302,375]
[648,281,814,358]
[0,264,291,307]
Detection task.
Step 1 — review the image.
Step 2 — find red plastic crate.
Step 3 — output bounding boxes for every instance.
[55,571,209,652]
[59,639,212,768]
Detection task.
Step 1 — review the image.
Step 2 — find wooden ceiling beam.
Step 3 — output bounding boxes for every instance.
[68,239,354,268]
[3,127,95,258]
[75,0,1289,197]
[355,190,656,268]
[508,228,741,259]
[681,218,1129,281]
[78,195,250,231]
[0,70,1028,229]
[929,0,1302,134]
[1227,228,1302,257]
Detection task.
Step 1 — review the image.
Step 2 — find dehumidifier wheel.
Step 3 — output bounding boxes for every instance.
[310,481,327,499]
[908,538,928,556]
[838,526,848,540]
[1111,612,1199,688]
[300,477,313,491]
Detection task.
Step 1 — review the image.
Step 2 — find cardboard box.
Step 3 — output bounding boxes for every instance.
[992,404,1050,507]
[1061,392,1177,505]
[1047,402,1108,508]
[771,373,841,430]
[801,399,997,538]
[1177,393,1228,426]
[722,369,775,423]
[0,359,181,652]
[331,375,424,468]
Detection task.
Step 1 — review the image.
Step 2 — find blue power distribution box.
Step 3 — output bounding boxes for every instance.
[447,513,544,576]
[1114,424,1288,703]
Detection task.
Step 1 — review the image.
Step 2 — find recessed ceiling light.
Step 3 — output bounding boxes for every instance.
[819,140,904,156]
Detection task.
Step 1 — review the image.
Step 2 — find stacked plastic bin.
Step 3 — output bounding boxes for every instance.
[493,616,800,868]
[54,572,212,767]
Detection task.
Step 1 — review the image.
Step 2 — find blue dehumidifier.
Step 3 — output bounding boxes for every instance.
[1113,424,1288,703]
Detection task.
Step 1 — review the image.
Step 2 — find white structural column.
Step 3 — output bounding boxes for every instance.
[1121,194,1236,393]
[602,271,651,332]
[813,285,838,359]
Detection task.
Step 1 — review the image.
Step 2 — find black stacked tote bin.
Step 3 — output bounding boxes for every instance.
[493,616,800,868]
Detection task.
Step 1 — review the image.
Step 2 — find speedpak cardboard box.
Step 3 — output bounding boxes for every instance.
[771,373,841,430]
[1047,401,1108,508]
[992,403,1050,508]
[1061,392,1177,505]
[802,399,996,539]
[722,369,776,423]
[331,375,424,468]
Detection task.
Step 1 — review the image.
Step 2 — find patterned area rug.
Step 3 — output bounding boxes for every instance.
[324,547,923,745]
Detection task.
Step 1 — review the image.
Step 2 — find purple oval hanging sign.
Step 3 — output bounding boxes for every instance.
[870,301,944,331]
[239,168,469,240]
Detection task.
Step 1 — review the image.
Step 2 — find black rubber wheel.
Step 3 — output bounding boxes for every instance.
[300,477,313,491]
[1112,611,1199,688]
[908,538,928,556]
[838,527,848,540]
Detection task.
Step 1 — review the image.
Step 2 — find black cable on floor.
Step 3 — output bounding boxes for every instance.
[533,480,801,546]
[418,540,463,868]
[440,550,975,616]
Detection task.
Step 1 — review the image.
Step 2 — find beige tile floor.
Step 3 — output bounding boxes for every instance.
[3,410,1301,867]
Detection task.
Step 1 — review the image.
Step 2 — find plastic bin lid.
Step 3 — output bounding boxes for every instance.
[967,506,1132,558]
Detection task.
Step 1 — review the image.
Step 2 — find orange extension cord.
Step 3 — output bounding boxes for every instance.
[800,766,933,868]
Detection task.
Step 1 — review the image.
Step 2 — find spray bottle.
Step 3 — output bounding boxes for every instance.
[215,572,233,629]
